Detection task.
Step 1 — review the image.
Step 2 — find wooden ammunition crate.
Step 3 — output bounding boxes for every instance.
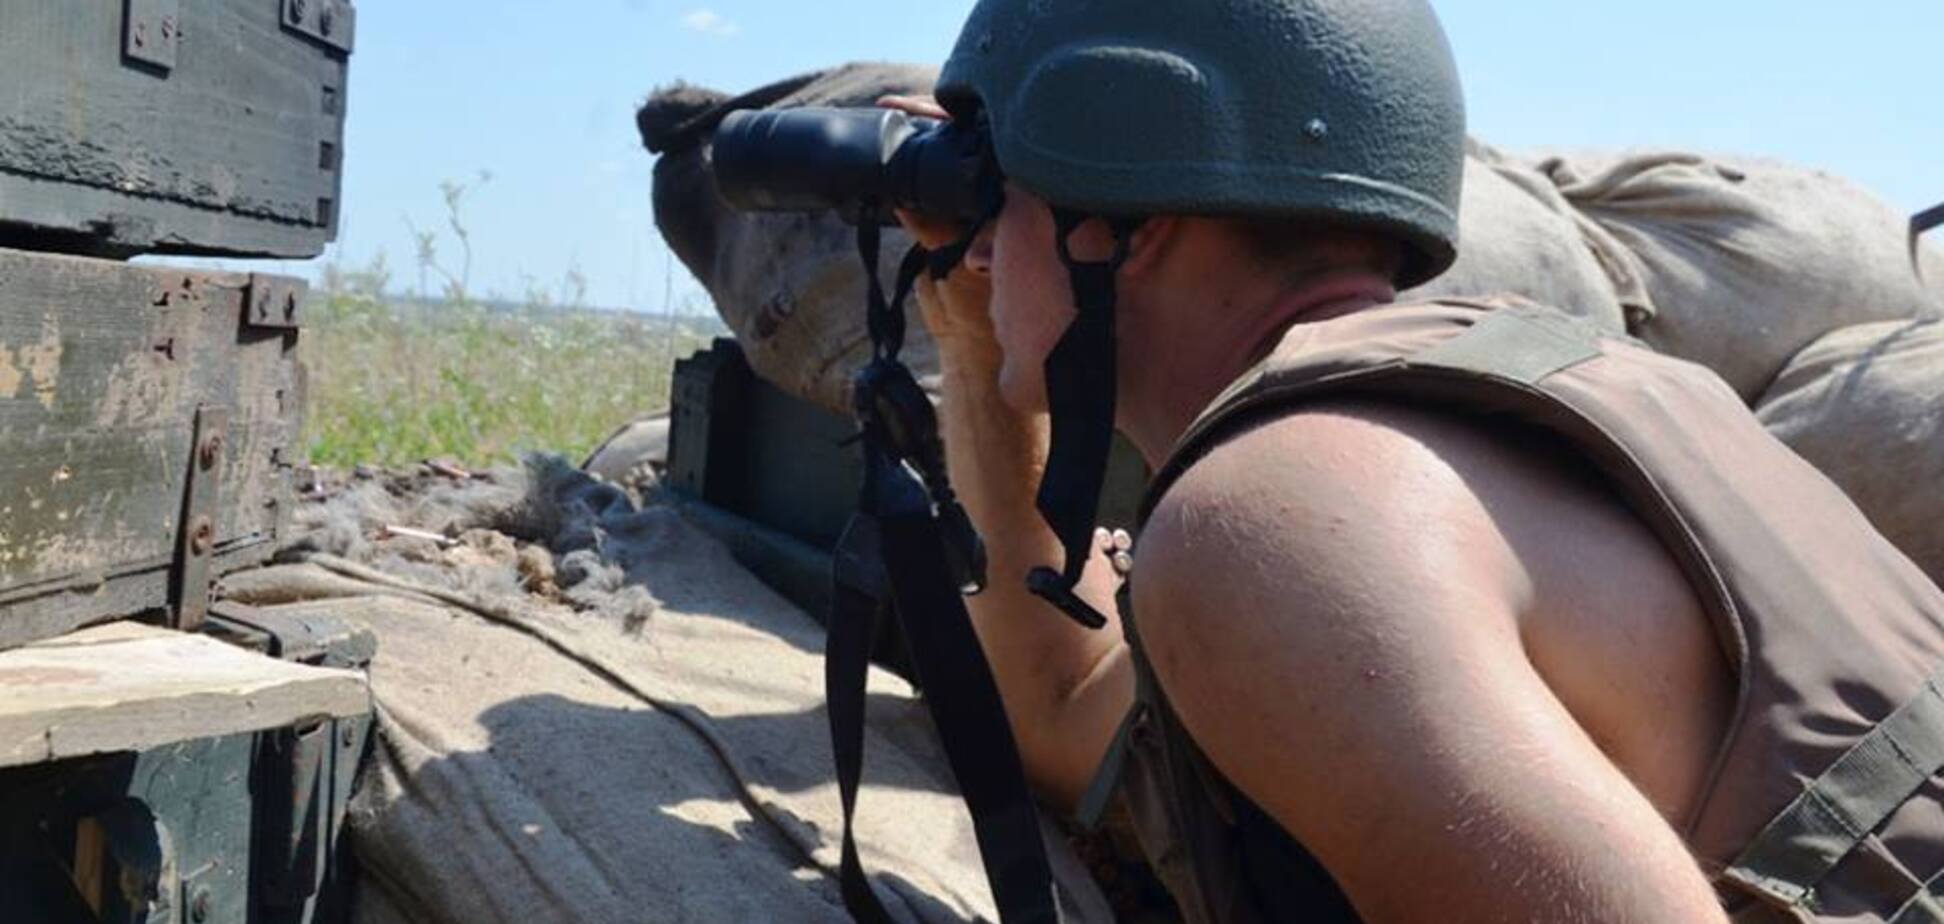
[0,247,306,649]
[0,0,354,258]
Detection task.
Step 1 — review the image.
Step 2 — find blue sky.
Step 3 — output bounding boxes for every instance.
[264,1,1942,312]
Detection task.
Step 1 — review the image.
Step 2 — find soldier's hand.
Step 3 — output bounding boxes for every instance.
[876,94,1002,358]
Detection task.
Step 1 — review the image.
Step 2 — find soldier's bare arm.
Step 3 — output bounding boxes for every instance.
[904,264,1133,812]
[884,91,1134,810]
[1136,401,1732,924]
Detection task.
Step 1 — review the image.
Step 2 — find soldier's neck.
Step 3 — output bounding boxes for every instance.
[1118,269,1395,468]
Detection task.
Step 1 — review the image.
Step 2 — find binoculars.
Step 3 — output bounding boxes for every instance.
[711,107,998,224]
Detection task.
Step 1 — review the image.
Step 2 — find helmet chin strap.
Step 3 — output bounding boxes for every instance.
[1025,207,1140,630]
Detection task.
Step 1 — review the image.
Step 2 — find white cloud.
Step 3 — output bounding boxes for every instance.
[681,9,740,37]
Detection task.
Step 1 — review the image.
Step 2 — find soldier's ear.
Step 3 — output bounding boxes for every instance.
[1121,216,1180,280]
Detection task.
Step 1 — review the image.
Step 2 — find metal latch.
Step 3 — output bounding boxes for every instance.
[256,721,330,909]
[205,600,379,670]
[253,713,372,913]
[244,274,305,331]
[124,0,182,72]
[281,0,356,54]
[171,406,227,632]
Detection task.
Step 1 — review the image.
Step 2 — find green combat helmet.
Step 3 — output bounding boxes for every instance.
[933,0,1469,625]
[937,0,1467,287]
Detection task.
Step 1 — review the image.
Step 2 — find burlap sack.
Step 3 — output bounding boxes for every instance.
[1754,319,1944,586]
[643,64,941,413]
[216,462,1115,924]
[1533,150,1944,400]
[1408,141,1626,332]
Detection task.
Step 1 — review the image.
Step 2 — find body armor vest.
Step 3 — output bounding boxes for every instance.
[1089,299,1944,923]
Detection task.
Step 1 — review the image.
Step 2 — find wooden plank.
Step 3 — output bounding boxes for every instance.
[0,171,332,259]
[0,0,349,257]
[0,622,367,769]
[0,248,302,648]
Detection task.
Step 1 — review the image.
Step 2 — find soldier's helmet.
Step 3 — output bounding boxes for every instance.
[936,0,1468,286]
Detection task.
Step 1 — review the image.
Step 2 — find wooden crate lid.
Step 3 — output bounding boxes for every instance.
[0,622,369,769]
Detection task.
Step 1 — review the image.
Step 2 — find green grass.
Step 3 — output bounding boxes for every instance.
[298,282,718,469]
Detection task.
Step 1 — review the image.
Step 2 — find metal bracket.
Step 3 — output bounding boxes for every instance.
[667,339,751,505]
[124,0,182,73]
[255,721,330,910]
[181,860,225,924]
[243,274,304,331]
[280,0,356,54]
[205,601,379,670]
[1913,203,1944,286]
[1918,203,1944,239]
[171,407,227,632]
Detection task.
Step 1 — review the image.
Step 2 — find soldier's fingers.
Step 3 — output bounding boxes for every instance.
[893,208,966,250]
[875,94,950,120]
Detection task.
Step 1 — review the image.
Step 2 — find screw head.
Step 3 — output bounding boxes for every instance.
[189,517,215,556]
[288,0,307,24]
[341,723,357,747]
[1303,118,1329,142]
[198,435,224,470]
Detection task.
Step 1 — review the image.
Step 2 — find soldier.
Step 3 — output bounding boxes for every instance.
[883,1,1944,921]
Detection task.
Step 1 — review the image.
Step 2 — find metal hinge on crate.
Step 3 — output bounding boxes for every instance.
[124,0,181,73]
[171,406,227,632]
[281,0,356,54]
[244,274,305,331]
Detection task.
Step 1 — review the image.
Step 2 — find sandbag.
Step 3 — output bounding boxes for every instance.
[1755,319,1944,586]
[1534,150,1944,400]
[1408,141,1627,332]
[220,461,1115,924]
